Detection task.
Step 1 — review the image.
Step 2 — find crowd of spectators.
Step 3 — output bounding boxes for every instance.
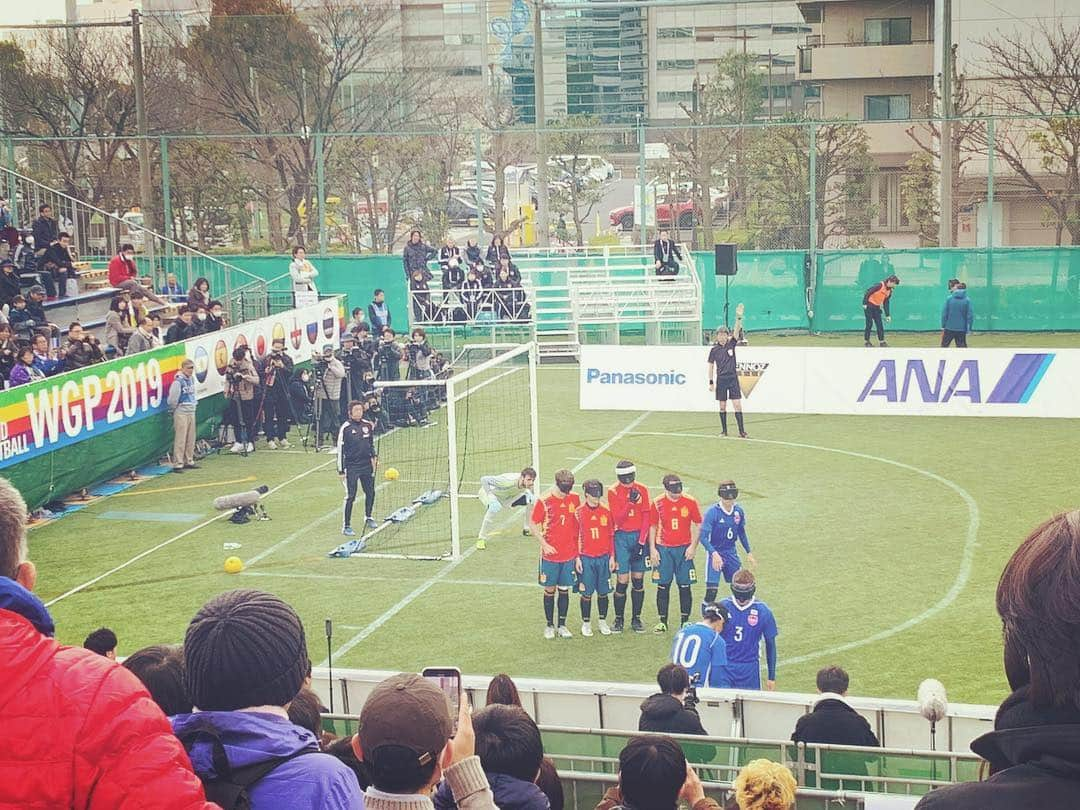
[402,231,530,325]
[1,470,1078,808]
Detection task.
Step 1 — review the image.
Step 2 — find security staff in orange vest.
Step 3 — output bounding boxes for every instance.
[862,274,900,347]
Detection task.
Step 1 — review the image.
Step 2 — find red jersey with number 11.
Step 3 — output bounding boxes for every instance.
[652,495,702,547]
[578,504,615,557]
[532,492,581,562]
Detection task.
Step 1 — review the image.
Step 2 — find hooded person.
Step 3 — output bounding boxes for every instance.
[0,476,215,809]
[171,589,363,809]
[940,283,974,348]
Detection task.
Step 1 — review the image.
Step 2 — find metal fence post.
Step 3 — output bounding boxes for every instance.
[475,130,484,245]
[986,117,995,330]
[4,137,17,227]
[160,136,172,242]
[638,116,647,244]
[316,132,327,256]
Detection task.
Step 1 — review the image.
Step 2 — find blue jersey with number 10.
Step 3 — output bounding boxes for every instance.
[671,623,721,686]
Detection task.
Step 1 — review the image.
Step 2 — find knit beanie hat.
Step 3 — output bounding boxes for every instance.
[183,589,309,711]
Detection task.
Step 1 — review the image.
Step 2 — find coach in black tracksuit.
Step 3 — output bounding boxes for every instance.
[338,400,378,535]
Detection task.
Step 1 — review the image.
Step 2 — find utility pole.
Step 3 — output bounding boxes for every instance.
[533,0,549,247]
[939,0,953,247]
[131,9,154,235]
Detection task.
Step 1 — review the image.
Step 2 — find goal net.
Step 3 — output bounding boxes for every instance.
[351,342,539,560]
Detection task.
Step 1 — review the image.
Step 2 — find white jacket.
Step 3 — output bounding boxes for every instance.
[290,258,319,293]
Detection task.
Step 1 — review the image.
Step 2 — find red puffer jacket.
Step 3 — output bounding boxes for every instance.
[0,607,218,809]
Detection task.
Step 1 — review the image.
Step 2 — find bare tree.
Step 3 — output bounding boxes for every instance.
[476,82,529,235]
[547,116,611,246]
[976,20,1080,245]
[0,30,137,208]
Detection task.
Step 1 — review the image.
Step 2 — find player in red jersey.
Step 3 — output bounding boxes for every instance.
[607,459,651,633]
[648,473,703,633]
[577,479,617,637]
[530,468,581,639]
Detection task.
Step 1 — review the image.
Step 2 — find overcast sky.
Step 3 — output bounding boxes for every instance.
[6,1,68,25]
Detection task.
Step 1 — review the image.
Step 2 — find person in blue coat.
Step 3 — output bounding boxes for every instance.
[941,282,974,347]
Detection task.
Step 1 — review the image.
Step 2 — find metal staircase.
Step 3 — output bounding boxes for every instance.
[414,245,701,360]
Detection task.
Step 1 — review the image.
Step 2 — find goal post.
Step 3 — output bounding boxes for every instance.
[362,341,540,561]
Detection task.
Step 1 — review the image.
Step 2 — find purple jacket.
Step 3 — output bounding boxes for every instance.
[171,710,363,810]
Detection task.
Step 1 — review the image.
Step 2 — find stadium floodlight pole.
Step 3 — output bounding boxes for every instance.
[532,0,550,247]
[938,0,954,248]
[131,10,154,236]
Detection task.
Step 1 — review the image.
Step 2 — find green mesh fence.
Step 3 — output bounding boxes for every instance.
[693,250,809,332]
[811,247,1080,333]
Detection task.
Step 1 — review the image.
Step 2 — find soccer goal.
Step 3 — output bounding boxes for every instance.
[354,342,540,561]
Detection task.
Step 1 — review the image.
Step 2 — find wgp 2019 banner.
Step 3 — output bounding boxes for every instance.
[0,345,185,469]
[579,345,1080,418]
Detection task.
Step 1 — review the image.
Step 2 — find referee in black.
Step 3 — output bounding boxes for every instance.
[338,400,378,537]
[706,303,747,438]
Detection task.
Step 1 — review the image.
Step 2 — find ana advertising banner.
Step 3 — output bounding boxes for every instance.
[0,345,185,469]
[186,298,341,398]
[580,345,1080,418]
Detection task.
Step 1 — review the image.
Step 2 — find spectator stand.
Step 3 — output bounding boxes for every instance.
[1,165,269,326]
[310,668,994,753]
[411,244,700,361]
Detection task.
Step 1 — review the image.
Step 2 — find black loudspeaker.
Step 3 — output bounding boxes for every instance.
[715,243,738,276]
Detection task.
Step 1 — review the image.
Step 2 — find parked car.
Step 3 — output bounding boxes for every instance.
[548,154,615,186]
[609,191,729,231]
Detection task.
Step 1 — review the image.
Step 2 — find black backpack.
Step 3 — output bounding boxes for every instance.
[177,727,317,810]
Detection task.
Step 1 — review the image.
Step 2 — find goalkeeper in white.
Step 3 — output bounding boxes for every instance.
[476,466,538,549]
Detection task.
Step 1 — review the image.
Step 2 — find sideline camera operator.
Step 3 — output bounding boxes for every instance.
[375,326,402,381]
[224,346,259,454]
[312,344,345,444]
[638,663,709,736]
[336,332,371,416]
[63,322,105,369]
[259,337,295,449]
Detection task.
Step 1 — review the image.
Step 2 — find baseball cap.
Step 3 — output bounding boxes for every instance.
[28,285,46,296]
[359,673,453,765]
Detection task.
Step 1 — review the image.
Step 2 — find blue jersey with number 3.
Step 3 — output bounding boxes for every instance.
[720,597,778,664]
[671,623,721,686]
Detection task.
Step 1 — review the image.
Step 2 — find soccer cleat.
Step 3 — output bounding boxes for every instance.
[342,527,356,537]
[544,625,556,640]
[581,623,593,637]
[880,341,889,347]
[522,528,531,537]
[682,621,694,629]
[598,619,612,636]
[721,430,728,437]
[279,438,291,449]
[475,539,487,550]
[631,618,645,634]
[230,442,243,453]
[245,442,254,452]
[864,341,873,347]
[739,431,748,439]
[365,517,378,529]
[611,617,625,633]
[557,625,573,639]
[172,466,184,473]
[653,621,668,633]
[183,463,200,469]
[267,440,278,450]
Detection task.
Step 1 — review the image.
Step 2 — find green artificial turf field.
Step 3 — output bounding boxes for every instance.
[28,332,1080,707]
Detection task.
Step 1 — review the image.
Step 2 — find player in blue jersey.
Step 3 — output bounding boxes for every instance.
[669,602,729,689]
[719,569,778,691]
[699,479,757,607]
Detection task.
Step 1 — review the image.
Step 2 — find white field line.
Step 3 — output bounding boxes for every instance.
[44,456,338,608]
[318,410,653,666]
[241,570,535,588]
[629,429,981,668]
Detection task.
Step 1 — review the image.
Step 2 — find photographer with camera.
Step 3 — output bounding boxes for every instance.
[258,337,295,450]
[224,347,259,454]
[312,344,345,445]
[63,322,105,369]
[639,663,709,736]
[375,326,402,381]
[335,332,370,419]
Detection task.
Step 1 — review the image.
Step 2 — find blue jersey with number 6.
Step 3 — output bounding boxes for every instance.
[671,623,721,686]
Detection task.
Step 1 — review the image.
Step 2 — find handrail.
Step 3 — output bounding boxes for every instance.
[0,165,264,290]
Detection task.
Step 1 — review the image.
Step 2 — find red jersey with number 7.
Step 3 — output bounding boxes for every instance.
[532,492,581,562]
[578,503,615,557]
[652,495,702,547]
